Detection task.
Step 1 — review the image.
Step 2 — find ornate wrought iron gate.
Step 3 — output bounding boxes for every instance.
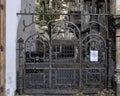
[17,0,116,95]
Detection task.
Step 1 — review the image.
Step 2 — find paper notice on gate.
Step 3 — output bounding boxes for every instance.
[90,50,98,62]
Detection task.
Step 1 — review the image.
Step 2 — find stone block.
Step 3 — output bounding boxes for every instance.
[116,38,120,43]
[116,29,120,36]
[116,0,120,14]
[116,47,120,50]
[116,52,120,68]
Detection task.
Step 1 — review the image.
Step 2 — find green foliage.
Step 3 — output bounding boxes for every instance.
[94,89,115,96]
[73,92,85,96]
[35,0,76,22]
[36,0,64,22]
[35,0,77,39]
[73,89,115,96]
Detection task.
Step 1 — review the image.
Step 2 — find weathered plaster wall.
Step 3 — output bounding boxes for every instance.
[116,0,120,70]
[16,1,36,93]
[6,0,21,96]
[116,29,120,69]
[17,0,35,41]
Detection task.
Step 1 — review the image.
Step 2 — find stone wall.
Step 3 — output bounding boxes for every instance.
[116,29,120,69]
[17,0,36,71]
[16,0,36,94]
[115,0,120,96]
[115,28,120,96]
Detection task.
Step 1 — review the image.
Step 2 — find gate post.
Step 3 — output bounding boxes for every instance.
[115,26,120,96]
[115,70,120,96]
[17,38,24,94]
[113,1,120,95]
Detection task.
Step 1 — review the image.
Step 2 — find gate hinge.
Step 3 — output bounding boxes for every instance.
[0,45,4,51]
[0,4,3,10]
[0,85,3,93]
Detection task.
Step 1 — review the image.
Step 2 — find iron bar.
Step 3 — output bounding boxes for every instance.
[16,12,120,16]
[108,41,112,89]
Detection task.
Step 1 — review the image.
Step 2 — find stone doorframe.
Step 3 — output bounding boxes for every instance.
[0,0,6,96]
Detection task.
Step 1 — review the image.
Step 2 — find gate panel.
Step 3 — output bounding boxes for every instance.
[25,33,50,63]
[50,21,81,90]
[20,20,82,94]
[25,69,49,89]
[81,33,107,91]
[82,68,106,88]
[51,69,80,89]
[17,20,112,95]
[23,33,50,91]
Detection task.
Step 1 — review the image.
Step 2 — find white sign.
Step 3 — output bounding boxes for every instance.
[90,50,98,62]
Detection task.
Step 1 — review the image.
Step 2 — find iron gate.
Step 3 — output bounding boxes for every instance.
[17,0,116,95]
[19,21,82,94]
[17,19,114,95]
